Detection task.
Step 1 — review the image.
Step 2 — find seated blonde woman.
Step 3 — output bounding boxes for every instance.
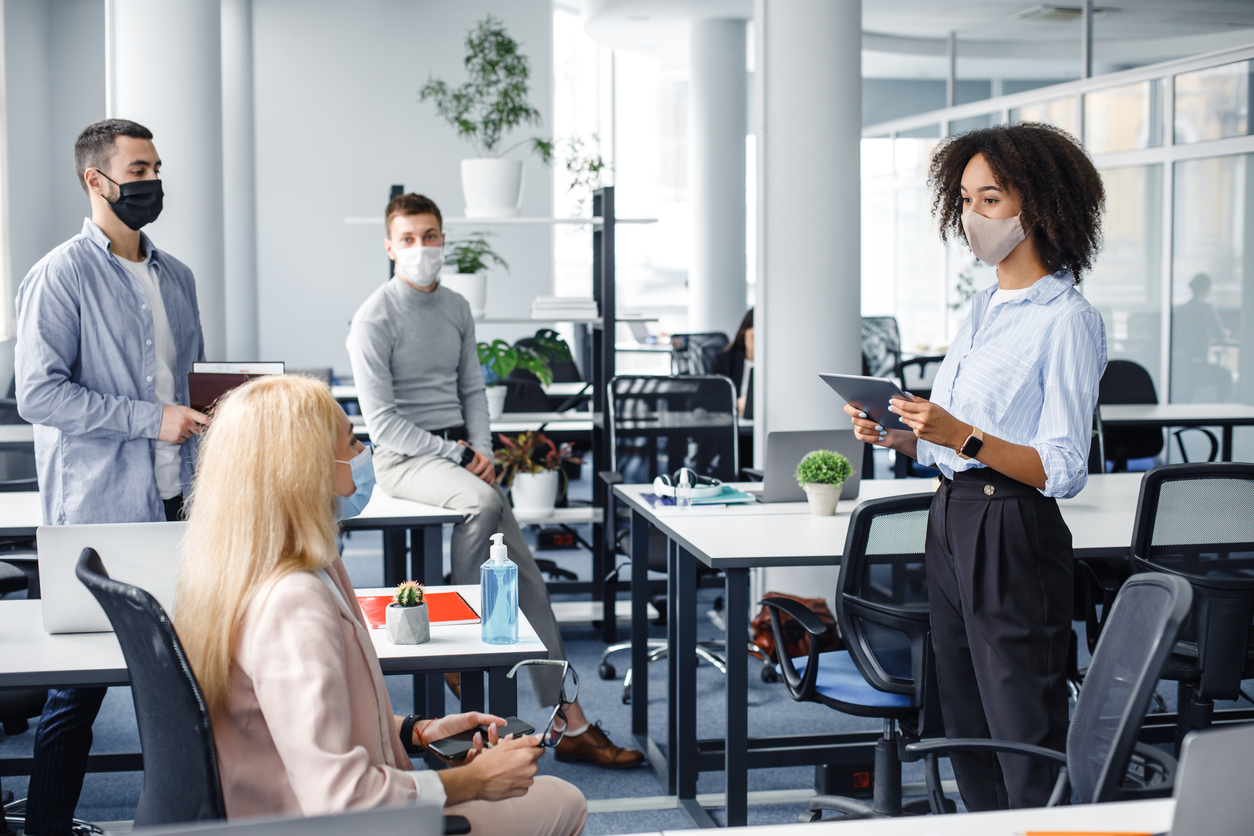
[173,375,586,835]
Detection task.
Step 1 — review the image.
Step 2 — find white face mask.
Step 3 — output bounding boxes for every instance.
[394,245,443,287]
[962,209,1027,266]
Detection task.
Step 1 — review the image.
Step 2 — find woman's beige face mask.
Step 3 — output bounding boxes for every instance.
[962,209,1027,265]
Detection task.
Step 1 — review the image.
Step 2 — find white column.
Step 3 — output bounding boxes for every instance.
[755,0,861,603]
[106,0,227,360]
[222,0,258,360]
[689,18,748,338]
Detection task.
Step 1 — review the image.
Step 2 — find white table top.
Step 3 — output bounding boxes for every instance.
[333,382,590,399]
[1101,402,1254,424]
[341,485,462,529]
[652,797,1174,835]
[0,424,34,445]
[0,584,545,689]
[615,473,1143,568]
[0,491,42,536]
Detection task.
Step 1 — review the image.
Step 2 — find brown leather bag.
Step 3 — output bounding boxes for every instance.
[750,592,843,664]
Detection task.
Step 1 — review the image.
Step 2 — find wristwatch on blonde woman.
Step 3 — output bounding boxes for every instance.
[957,426,984,461]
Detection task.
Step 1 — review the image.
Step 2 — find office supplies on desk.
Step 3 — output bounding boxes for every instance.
[357,591,479,629]
[189,362,285,412]
[763,429,863,503]
[640,486,756,508]
[819,372,911,431]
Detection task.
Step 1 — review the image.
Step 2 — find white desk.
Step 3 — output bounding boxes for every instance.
[0,491,42,538]
[334,382,591,401]
[1100,402,1254,461]
[0,424,34,450]
[348,411,599,437]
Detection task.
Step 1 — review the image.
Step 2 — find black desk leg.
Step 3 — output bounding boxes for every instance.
[724,567,750,827]
[412,524,444,587]
[631,510,649,737]
[460,670,486,713]
[601,492,618,644]
[666,538,679,796]
[383,529,407,587]
[675,546,700,808]
[488,666,518,718]
[1223,425,1234,462]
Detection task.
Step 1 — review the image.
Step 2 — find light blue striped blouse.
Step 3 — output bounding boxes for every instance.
[915,270,1107,499]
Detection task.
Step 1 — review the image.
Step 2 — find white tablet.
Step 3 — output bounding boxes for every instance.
[818,373,911,432]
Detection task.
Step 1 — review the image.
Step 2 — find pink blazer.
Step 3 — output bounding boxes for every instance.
[212,557,443,817]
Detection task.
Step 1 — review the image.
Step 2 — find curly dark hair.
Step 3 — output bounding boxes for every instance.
[928,122,1105,282]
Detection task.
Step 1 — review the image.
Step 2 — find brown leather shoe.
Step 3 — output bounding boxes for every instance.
[554,721,645,768]
[445,672,460,699]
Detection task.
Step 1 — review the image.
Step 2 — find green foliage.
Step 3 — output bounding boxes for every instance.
[477,339,553,387]
[419,15,553,162]
[494,431,582,488]
[446,233,509,274]
[392,580,425,607]
[564,134,608,213]
[530,329,572,365]
[795,449,853,487]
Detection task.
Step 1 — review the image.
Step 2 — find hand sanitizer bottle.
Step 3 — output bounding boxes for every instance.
[481,533,518,645]
[676,469,693,510]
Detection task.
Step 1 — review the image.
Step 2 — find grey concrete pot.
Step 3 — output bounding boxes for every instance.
[386,602,430,644]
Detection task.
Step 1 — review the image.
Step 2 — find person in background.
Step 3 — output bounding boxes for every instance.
[15,118,208,836]
[712,309,754,418]
[846,123,1106,811]
[174,375,586,835]
[346,193,643,769]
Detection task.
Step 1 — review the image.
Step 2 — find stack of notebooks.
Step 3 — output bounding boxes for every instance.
[531,296,598,320]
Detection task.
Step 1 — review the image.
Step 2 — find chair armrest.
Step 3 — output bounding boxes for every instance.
[903,737,1067,766]
[598,470,624,486]
[760,596,830,636]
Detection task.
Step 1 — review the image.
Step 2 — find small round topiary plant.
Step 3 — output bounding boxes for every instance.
[795,449,853,488]
[392,580,426,607]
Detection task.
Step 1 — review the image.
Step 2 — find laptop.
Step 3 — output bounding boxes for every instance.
[126,801,441,836]
[38,522,187,634]
[762,430,863,503]
[1167,723,1254,835]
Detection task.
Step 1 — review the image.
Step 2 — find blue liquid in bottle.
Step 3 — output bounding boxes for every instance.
[481,533,519,645]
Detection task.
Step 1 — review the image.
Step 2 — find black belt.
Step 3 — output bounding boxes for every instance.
[938,468,1043,501]
[429,425,468,443]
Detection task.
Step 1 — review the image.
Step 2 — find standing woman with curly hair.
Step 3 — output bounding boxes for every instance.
[844,123,1107,810]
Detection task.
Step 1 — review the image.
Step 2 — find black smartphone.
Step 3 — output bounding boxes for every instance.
[426,717,536,761]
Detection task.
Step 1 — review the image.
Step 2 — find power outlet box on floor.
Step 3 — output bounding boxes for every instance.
[815,763,876,799]
[537,527,581,549]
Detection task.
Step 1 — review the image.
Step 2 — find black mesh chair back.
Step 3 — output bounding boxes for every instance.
[1099,360,1164,468]
[838,493,936,714]
[1129,463,1254,701]
[670,333,729,375]
[75,548,226,827]
[1065,572,1192,803]
[861,317,902,379]
[609,375,738,484]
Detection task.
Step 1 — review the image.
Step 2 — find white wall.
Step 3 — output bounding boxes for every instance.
[252,0,555,374]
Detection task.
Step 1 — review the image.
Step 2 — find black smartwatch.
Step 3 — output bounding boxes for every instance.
[400,714,425,755]
[459,446,477,468]
[958,426,985,461]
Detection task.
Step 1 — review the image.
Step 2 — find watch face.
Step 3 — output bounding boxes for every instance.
[961,436,984,458]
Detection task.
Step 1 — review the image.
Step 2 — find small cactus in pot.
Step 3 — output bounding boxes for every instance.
[386,580,430,644]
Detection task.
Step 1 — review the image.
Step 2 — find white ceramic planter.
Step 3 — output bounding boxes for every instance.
[442,271,488,319]
[485,385,507,419]
[461,158,523,218]
[511,469,559,516]
[386,602,430,644]
[802,482,843,516]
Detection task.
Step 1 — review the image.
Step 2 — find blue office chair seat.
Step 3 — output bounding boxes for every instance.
[784,650,912,710]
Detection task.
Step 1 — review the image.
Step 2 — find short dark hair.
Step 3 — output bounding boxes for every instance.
[385,193,443,237]
[74,119,154,194]
[928,122,1105,282]
[730,308,753,354]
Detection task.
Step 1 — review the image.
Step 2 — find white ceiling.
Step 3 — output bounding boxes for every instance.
[581,0,1254,79]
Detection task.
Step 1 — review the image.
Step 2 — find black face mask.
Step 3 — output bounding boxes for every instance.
[97,171,163,230]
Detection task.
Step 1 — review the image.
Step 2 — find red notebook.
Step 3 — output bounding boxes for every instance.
[357,592,480,630]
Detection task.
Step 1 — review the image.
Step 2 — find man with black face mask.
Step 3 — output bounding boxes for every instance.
[13,118,207,836]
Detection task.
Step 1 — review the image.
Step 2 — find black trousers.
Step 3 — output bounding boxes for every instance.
[926,469,1073,811]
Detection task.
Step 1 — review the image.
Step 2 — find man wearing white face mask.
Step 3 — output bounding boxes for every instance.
[347,194,644,770]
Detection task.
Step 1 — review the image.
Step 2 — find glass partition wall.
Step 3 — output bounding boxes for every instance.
[863,44,1254,462]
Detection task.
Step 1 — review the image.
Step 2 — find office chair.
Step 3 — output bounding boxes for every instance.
[669,332,728,375]
[763,492,943,821]
[1127,463,1254,754]
[1099,359,1217,471]
[598,375,748,699]
[904,572,1190,813]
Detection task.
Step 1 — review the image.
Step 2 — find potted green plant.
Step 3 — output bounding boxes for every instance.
[420,15,554,218]
[386,580,429,645]
[495,431,581,516]
[477,339,553,419]
[443,233,508,320]
[795,449,853,516]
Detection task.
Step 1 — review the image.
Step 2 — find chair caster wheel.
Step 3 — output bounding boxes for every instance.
[621,686,631,705]
[761,666,778,683]
[599,662,616,680]
[797,810,822,823]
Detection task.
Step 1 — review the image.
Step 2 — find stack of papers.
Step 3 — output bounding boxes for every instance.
[532,296,599,320]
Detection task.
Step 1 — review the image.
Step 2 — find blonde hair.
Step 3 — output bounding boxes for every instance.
[175,374,343,717]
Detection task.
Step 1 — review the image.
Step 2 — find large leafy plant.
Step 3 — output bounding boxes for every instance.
[446,233,509,274]
[419,16,554,163]
[477,339,552,387]
[494,431,582,488]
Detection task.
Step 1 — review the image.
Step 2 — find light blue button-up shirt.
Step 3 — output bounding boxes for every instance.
[916,271,1107,499]
[15,219,205,525]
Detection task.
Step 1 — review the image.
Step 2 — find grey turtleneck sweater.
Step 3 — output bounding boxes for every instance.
[346,277,490,461]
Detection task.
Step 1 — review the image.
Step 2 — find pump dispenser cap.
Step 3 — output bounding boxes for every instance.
[489,532,509,564]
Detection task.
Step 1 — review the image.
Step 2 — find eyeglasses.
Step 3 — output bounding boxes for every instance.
[507,659,580,748]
